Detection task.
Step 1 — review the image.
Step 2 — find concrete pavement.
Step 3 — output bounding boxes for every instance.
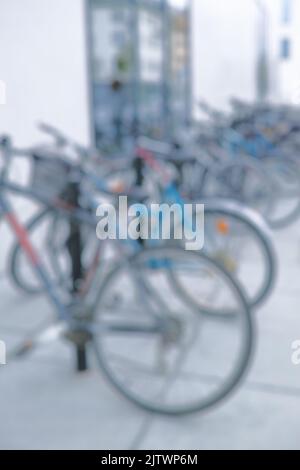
[0,218,300,450]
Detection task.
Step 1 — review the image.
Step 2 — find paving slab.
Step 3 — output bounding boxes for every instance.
[135,387,300,450]
[0,353,147,450]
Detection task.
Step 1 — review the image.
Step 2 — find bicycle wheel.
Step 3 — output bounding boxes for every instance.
[91,247,254,415]
[9,209,96,294]
[214,159,275,219]
[202,202,276,309]
[9,209,63,294]
[265,155,300,198]
[171,198,276,310]
[263,157,300,229]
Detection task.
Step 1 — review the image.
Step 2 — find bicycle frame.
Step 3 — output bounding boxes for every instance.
[0,172,101,323]
[0,168,170,312]
[3,187,169,363]
[0,192,69,320]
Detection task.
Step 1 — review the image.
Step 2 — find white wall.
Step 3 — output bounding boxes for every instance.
[265,0,300,104]
[192,0,258,114]
[0,0,90,147]
[2,0,293,143]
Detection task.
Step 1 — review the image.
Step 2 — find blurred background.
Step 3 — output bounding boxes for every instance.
[2,0,300,146]
[1,0,300,450]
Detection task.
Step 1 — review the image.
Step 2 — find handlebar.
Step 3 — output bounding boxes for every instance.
[0,134,15,180]
[198,101,228,124]
[38,122,98,163]
[0,135,12,149]
[38,122,68,147]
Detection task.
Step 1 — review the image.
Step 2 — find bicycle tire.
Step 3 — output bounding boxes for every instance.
[91,246,254,415]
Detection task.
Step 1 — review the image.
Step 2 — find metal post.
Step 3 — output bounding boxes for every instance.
[65,182,88,373]
[254,0,269,102]
[83,0,96,147]
[184,0,192,126]
[130,0,140,137]
[161,0,172,139]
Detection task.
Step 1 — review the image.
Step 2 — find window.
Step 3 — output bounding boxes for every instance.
[280,38,291,59]
[111,10,125,23]
[112,30,125,47]
[88,0,191,146]
[282,0,292,24]
[149,35,160,48]
[148,61,160,73]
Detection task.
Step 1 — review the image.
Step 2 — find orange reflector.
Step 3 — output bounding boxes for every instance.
[110,182,126,193]
[216,219,230,235]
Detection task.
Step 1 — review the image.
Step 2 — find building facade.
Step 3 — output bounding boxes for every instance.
[88,0,191,145]
[1,0,298,153]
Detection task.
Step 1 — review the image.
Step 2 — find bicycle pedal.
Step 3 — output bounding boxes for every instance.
[14,340,35,358]
[64,329,92,346]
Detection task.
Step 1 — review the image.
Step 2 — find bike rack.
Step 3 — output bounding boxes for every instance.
[65,181,88,373]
